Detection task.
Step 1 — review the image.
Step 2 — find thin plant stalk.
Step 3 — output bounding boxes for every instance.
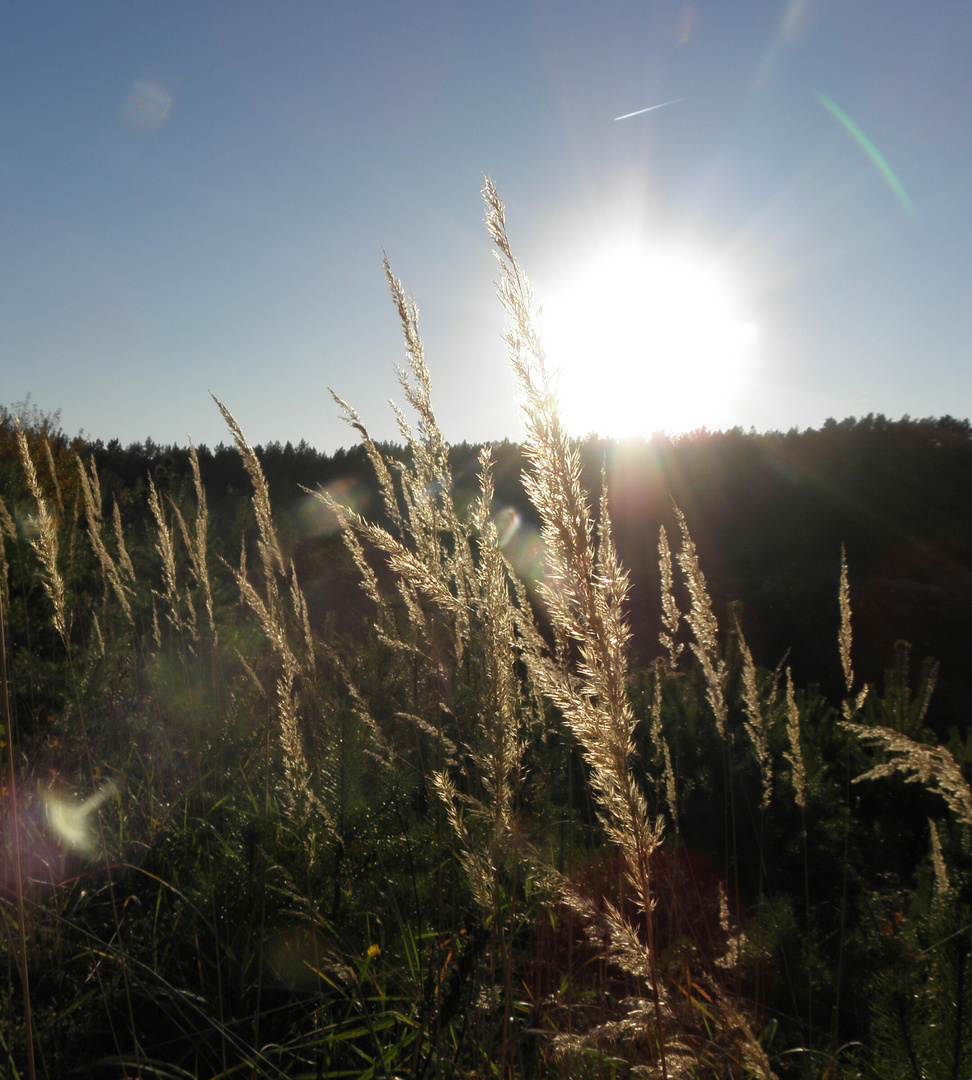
[485,175,670,1079]
[1,575,36,1080]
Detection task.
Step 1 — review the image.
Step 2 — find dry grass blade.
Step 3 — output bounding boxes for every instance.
[648,666,679,830]
[842,720,972,827]
[837,549,869,720]
[0,493,14,610]
[212,394,285,584]
[318,490,463,661]
[485,175,675,1072]
[658,526,683,670]
[234,549,331,839]
[276,654,316,822]
[432,770,497,913]
[289,560,316,674]
[111,501,137,585]
[330,390,403,534]
[147,475,186,640]
[466,446,527,851]
[383,254,445,468]
[784,668,807,813]
[210,400,339,848]
[177,440,216,640]
[387,255,475,647]
[326,253,539,927]
[17,426,67,643]
[91,611,106,656]
[839,545,854,696]
[928,819,950,894]
[326,257,475,663]
[672,503,727,740]
[0,492,16,542]
[43,437,64,517]
[77,454,134,628]
[319,493,397,647]
[734,607,772,808]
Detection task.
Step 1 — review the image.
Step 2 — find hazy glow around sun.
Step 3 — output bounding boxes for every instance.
[540,241,758,438]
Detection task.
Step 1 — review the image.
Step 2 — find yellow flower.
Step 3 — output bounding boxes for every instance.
[366,944,381,959]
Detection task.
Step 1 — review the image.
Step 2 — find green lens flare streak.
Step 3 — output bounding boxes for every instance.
[815,90,914,214]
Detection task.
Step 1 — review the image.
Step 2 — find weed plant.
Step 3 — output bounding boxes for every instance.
[2,183,971,1078]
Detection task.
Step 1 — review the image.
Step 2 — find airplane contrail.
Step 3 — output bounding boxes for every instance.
[614,98,684,121]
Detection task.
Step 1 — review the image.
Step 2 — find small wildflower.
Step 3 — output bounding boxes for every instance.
[366,943,381,959]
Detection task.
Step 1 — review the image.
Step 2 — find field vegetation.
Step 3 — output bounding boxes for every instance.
[2,182,971,1078]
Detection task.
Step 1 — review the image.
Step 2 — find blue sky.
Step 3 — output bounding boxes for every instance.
[3,2,971,450]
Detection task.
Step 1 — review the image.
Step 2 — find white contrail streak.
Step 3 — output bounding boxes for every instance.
[614,98,684,121]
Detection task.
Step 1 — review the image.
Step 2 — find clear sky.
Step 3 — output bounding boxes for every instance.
[3,2,971,451]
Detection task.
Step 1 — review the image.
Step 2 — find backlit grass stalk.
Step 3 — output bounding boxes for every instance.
[323,246,551,1076]
[42,437,64,519]
[784,667,814,1035]
[668,502,749,1023]
[784,669,807,814]
[839,545,854,698]
[112,501,137,586]
[673,504,727,740]
[838,545,868,720]
[734,607,772,810]
[658,525,683,672]
[17,426,67,644]
[486,175,672,1073]
[77,454,134,629]
[843,722,972,827]
[384,254,475,651]
[733,605,774,1018]
[213,394,285,586]
[325,288,474,690]
[328,259,476,667]
[834,547,865,1050]
[214,397,333,848]
[234,562,323,834]
[148,474,191,645]
[0,493,14,612]
[170,441,216,643]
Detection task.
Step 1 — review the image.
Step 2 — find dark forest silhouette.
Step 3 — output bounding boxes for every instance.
[52,411,970,740]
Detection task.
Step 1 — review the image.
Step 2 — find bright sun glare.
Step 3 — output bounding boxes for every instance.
[541,242,758,438]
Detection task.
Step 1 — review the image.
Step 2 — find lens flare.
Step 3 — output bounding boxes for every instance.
[45,780,118,855]
[266,923,334,991]
[815,90,913,214]
[493,506,545,585]
[296,478,368,538]
[124,79,174,129]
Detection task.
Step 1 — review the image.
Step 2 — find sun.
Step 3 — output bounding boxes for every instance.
[539,240,758,438]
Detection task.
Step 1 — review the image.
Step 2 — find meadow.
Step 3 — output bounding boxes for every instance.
[2,181,971,1078]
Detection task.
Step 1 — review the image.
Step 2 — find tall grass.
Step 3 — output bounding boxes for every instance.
[1,183,970,1078]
